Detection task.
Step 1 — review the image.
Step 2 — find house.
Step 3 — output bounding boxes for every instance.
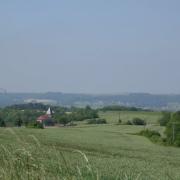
[37,107,54,126]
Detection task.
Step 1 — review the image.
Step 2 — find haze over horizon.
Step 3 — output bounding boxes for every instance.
[0,1,180,94]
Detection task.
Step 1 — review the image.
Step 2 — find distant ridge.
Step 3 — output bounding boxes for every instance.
[0,92,180,111]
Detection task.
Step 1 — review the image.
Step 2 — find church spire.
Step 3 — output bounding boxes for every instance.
[46,107,52,117]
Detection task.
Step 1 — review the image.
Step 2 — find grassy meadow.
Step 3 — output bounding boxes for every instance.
[0,111,180,180]
[99,111,162,124]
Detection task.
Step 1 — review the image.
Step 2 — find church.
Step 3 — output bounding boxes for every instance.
[37,107,54,127]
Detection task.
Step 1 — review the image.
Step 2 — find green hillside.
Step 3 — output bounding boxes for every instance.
[0,123,179,180]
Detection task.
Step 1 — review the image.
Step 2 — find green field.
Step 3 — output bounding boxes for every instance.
[0,111,180,180]
[99,111,162,124]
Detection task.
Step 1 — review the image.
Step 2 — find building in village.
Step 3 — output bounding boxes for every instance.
[37,107,54,126]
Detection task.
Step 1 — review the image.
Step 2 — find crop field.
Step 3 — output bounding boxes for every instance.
[0,122,180,179]
[0,126,178,179]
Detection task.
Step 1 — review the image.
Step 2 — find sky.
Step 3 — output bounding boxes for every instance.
[0,0,180,94]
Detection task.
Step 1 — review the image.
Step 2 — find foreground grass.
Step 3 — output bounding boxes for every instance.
[0,125,180,180]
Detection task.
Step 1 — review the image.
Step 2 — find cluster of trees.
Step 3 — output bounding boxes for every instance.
[101,105,147,112]
[0,108,43,127]
[7,103,69,114]
[159,112,171,126]
[152,111,180,146]
[7,103,50,111]
[138,111,180,146]
[164,111,180,146]
[54,106,99,126]
[125,118,146,125]
[87,118,107,124]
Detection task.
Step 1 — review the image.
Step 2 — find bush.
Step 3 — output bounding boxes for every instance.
[67,122,77,126]
[139,129,161,142]
[33,122,44,129]
[124,120,133,125]
[117,119,122,124]
[0,117,6,127]
[159,112,171,126]
[132,118,146,125]
[87,118,107,124]
[0,120,6,127]
[139,129,161,137]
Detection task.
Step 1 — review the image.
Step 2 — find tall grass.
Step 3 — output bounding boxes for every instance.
[0,129,143,180]
[0,131,94,180]
[0,127,179,180]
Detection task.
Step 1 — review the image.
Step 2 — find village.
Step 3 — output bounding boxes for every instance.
[0,103,101,128]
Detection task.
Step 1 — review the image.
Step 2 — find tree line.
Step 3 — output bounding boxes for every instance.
[160,111,180,146]
[100,105,149,112]
[0,104,99,127]
[141,111,180,147]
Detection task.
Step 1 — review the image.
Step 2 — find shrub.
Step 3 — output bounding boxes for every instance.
[0,119,6,127]
[124,120,133,125]
[159,112,171,126]
[0,116,6,127]
[139,129,161,142]
[33,122,44,129]
[87,118,107,124]
[118,119,122,124]
[67,121,77,126]
[132,118,146,125]
[139,129,161,137]
[37,123,44,129]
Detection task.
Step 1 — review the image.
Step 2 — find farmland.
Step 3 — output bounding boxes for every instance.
[0,111,180,180]
[99,111,162,124]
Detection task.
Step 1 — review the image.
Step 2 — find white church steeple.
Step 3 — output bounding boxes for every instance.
[46,107,52,117]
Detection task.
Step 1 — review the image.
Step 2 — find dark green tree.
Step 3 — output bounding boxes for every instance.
[165,111,180,146]
[14,114,23,127]
[0,116,6,127]
[56,114,70,126]
[132,118,146,125]
[159,112,171,126]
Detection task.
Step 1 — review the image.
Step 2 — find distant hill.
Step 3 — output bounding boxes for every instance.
[0,92,180,110]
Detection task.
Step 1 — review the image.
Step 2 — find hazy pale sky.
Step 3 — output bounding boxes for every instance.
[0,0,180,94]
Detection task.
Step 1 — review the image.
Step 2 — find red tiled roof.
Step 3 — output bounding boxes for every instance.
[37,115,50,121]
